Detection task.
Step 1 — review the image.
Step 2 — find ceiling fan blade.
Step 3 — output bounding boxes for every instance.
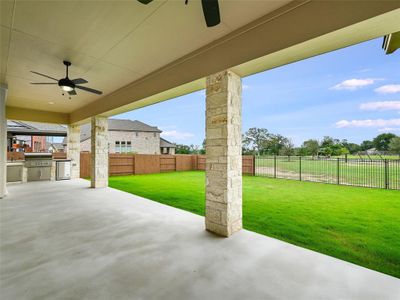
[68,90,77,96]
[201,0,220,27]
[30,82,58,85]
[71,78,88,84]
[30,71,58,81]
[137,0,153,4]
[75,85,103,95]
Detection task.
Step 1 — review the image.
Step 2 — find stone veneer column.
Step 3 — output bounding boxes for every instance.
[90,116,108,188]
[67,125,80,179]
[205,70,242,237]
[0,85,7,198]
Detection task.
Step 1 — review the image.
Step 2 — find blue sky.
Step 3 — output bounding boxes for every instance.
[117,38,400,146]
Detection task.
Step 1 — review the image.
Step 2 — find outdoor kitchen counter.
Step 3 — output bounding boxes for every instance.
[6,161,27,183]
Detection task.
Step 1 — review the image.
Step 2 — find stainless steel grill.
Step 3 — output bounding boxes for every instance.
[24,153,53,181]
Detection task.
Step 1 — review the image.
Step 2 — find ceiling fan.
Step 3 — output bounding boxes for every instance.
[138,0,220,27]
[30,61,103,96]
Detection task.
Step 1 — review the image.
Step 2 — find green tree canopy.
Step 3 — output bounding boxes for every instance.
[302,139,319,156]
[373,133,397,151]
[389,137,400,155]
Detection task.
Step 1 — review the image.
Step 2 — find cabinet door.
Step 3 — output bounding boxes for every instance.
[39,167,51,180]
[27,168,40,181]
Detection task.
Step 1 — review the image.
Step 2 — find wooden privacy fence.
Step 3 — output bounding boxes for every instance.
[79,153,255,178]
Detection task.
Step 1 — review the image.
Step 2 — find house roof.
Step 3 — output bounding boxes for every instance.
[160,138,176,148]
[60,119,162,144]
[7,120,67,136]
[78,119,161,143]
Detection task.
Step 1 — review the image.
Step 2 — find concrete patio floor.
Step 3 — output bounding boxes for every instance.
[1,180,399,300]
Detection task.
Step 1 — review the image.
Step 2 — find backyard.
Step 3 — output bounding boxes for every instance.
[109,171,400,278]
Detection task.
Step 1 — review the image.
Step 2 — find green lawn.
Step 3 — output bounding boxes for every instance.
[108,171,400,278]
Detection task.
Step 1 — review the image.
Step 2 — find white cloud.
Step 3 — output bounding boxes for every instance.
[335,118,400,128]
[331,78,376,90]
[378,127,400,133]
[360,101,400,111]
[374,84,400,94]
[243,84,250,90]
[161,130,194,140]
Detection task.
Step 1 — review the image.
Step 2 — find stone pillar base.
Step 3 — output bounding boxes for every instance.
[67,124,81,179]
[90,116,108,188]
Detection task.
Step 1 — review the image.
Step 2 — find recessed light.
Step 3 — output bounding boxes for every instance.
[48,101,54,105]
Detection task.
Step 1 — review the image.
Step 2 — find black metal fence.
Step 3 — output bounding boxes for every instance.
[255,156,400,190]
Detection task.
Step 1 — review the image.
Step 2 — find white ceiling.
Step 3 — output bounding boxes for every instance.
[1,0,291,113]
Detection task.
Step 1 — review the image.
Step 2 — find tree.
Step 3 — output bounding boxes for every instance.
[302,139,319,156]
[389,137,400,155]
[279,139,295,156]
[175,144,191,154]
[373,133,397,151]
[360,140,374,151]
[243,128,270,155]
[266,134,288,155]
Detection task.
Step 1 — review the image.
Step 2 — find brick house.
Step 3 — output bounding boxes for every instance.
[65,119,175,155]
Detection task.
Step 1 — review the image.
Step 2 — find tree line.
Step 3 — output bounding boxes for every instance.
[174,128,400,156]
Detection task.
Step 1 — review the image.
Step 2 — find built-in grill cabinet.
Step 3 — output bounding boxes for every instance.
[24,153,53,181]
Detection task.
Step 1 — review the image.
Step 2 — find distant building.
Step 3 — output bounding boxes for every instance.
[7,120,67,152]
[7,119,176,155]
[64,119,176,155]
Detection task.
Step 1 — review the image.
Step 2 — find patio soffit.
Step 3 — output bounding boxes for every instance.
[1,0,400,124]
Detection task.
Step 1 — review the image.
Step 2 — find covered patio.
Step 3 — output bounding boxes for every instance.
[1,180,399,299]
[1,0,400,298]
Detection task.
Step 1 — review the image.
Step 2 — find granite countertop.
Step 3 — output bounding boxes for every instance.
[7,161,26,166]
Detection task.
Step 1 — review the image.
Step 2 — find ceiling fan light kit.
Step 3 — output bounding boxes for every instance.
[30,60,103,97]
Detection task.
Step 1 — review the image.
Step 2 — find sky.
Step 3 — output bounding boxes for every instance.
[116,38,400,147]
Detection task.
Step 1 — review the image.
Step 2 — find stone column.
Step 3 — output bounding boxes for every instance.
[205,70,242,237]
[90,116,108,188]
[67,124,80,179]
[0,85,8,199]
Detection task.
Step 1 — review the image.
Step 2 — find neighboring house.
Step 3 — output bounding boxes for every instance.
[63,119,176,155]
[47,143,65,153]
[160,138,176,155]
[366,148,377,155]
[7,120,67,152]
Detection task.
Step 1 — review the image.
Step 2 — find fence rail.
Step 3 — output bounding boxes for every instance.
[7,152,398,190]
[79,153,254,178]
[255,156,400,190]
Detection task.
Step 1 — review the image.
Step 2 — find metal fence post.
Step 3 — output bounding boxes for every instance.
[274,155,277,178]
[337,158,340,185]
[384,159,389,189]
[299,156,302,181]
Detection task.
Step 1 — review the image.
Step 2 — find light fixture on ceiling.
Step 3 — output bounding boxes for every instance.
[30,60,103,96]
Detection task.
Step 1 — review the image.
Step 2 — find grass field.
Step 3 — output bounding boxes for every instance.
[109,171,400,278]
[256,156,400,189]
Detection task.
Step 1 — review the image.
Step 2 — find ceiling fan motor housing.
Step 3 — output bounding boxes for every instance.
[58,78,75,91]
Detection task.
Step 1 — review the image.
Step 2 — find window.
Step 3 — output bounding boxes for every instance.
[115,141,120,153]
[121,141,126,153]
[127,141,132,153]
[153,132,156,137]
[135,132,139,137]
